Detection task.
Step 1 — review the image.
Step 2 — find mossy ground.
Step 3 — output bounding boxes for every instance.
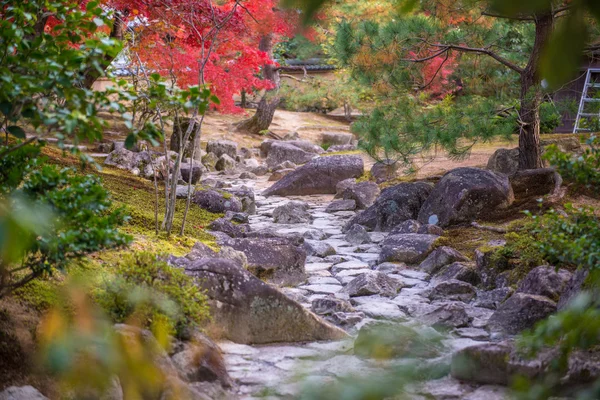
[12,145,222,312]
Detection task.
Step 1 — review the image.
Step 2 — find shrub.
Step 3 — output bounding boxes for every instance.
[525,204,600,270]
[0,144,131,298]
[544,135,600,194]
[95,252,210,337]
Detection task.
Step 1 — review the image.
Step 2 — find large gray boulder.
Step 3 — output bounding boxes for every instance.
[321,131,354,146]
[224,237,307,286]
[183,258,347,344]
[345,182,433,232]
[453,342,600,391]
[378,233,439,264]
[0,387,48,400]
[509,168,558,199]
[266,142,315,168]
[487,148,519,175]
[516,265,572,302]
[192,189,242,213]
[263,155,364,196]
[104,147,139,170]
[206,140,237,159]
[180,163,203,184]
[418,167,514,227]
[487,293,557,335]
[273,201,312,224]
[341,181,380,209]
[285,140,325,155]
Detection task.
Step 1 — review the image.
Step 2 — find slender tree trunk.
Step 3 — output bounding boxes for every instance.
[82,11,127,89]
[518,12,553,170]
[236,34,280,134]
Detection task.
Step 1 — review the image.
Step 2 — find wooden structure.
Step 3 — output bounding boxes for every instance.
[552,54,600,133]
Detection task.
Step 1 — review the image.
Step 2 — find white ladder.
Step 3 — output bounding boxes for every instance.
[573,68,600,133]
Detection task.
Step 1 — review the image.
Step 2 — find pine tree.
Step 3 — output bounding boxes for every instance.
[333,0,600,170]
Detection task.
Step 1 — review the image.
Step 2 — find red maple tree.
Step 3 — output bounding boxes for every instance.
[108,0,297,113]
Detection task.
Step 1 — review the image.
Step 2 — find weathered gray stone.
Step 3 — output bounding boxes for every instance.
[516,265,572,302]
[206,140,237,159]
[422,302,472,330]
[370,159,399,183]
[215,154,236,172]
[345,224,371,245]
[184,258,347,344]
[225,186,256,215]
[487,148,519,175]
[0,387,48,400]
[418,167,514,228]
[378,234,438,264]
[266,142,315,168]
[268,168,294,182]
[104,147,138,170]
[238,171,257,180]
[434,262,480,286]
[224,237,307,286]
[341,181,380,209]
[451,342,513,385]
[389,219,421,235]
[192,189,242,213]
[303,240,336,258]
[346,182,433,232]
[311,296,354,315]
[487,293,557,335]
[263,155,364,196]
[335,178,357,198]
[201,152,219,171]
[473,287,514,310]
[510,168,558,199]
[180,163,203,184]
[273,201,312,224]
[428,280,476,302]
[321,131,354,146]
[171,333,232,388]
[475,240,509,290]
[326,199,357,213]
[342,271,403,297]
[285,140,325,154]
[208,218,249,238]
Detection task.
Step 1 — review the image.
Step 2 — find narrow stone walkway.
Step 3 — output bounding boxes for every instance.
[215,175,507,400]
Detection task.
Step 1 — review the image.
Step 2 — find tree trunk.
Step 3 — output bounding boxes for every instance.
[82,11,127,89]
[518,12,553,170]
[236,34,280,134]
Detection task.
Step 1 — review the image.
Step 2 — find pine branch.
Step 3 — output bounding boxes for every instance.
[432,44,524,74]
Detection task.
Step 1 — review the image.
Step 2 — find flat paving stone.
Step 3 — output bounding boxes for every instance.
[305,263,333,273]
[298,284,343,295]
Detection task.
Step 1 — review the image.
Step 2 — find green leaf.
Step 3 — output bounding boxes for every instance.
[7,125,26,138]
[540,10,588,89]
[124,134,136,150]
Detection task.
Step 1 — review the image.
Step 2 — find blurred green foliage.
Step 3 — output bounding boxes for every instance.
[95,252,210,338]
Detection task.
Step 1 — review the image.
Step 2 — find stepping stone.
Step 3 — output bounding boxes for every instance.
[305,263,333,273]
[334,268,371,278]
[454,327,490,341]
[307,276,340,285]
[298,284,343,295]
[331,260,369,274]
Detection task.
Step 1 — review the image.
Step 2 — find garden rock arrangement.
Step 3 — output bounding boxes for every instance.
[97,141,594,399]
[150,162,596,399]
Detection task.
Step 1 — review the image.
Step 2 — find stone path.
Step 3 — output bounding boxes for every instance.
[215,175,508,400]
